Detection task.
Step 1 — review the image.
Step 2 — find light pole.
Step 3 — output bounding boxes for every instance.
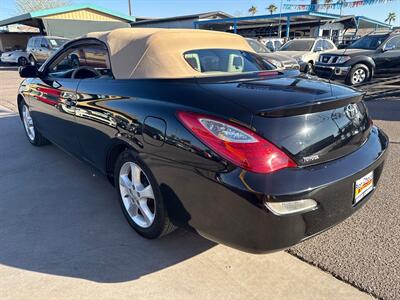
[128,0,132,16]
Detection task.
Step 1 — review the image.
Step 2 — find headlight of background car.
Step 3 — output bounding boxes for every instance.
[267,59,284,69]
[336,56,351,64]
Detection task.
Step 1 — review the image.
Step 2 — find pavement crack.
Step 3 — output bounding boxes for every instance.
[286,249,380,300]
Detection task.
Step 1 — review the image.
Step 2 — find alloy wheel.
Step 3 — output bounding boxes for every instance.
[352,68,366,84]
[119,162,156,228]
[22,104,35,141]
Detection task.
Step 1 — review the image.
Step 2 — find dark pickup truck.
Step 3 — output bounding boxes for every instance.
[315,30,400,85]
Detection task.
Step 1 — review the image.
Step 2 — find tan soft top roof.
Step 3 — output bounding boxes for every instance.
[85,28,254,79]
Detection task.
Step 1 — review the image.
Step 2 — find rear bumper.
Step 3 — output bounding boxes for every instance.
[315,64,351,80]
[166,126,388,253]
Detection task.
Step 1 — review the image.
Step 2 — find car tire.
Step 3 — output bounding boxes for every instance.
[114,149,175,239]
[18,57,28,66]
[346,64,370,85]
[306,62,314,75]
[19,101,49,146]
[29,55,36,66]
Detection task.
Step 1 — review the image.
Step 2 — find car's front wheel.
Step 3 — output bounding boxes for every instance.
[114,149,175,239]
[18,57,28,66]
[346,64,370,85]
[20,102,49,146]
[305,62,314,74]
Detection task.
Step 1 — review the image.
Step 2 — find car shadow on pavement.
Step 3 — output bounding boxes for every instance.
[0,115,215,283]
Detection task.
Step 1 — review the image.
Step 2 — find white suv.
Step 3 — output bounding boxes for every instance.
[277,38,337,73]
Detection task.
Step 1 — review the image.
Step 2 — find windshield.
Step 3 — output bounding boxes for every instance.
[246,39,270,53]
[348,34,389,50]
[47,38,69,48]
[280,40,314,51]
[184,49,275,74]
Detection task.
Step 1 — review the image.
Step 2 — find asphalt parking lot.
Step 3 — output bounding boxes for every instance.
[290,96,400,300]
[0,70,399,299]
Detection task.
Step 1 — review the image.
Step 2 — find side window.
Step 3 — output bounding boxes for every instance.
[27,38,34,48]
[266,41,274,51]
[274,41,282,50]
[47,48,83,77]
[47,44,112,79]
[314,40,324,51]
[385,36,400,50]
[34,38,41,48]
[323,40,335,50]
[40,38,49,48]
[82,47,109,69]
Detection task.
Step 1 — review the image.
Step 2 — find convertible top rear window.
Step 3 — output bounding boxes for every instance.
[85,28,259,79]
[183,49,274,74]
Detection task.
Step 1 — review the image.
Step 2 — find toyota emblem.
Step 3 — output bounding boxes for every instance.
[344,103,359,120]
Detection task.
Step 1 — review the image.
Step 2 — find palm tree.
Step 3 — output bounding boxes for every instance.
[324,0,332,13]
[266,4,277,15]
[248,5,257,16]
[385,12,396,25]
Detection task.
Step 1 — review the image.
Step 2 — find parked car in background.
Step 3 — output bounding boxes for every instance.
[277,38,337,73]
[27,36,70,65]
[17,28,388,253]
[0,49,29,66]
[245,38,300,70]
[315,30,400,85]
[260,38,284,52]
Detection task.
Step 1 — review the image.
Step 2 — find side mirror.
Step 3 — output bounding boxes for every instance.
[19,65,38,78]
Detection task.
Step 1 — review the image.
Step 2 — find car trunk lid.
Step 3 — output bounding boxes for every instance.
[198,74,372,166]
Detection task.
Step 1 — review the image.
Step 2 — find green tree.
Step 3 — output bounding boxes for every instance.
[266,4,278,15]
[385,12,396,25]
[248,5,258,16]
[15,0,71,14]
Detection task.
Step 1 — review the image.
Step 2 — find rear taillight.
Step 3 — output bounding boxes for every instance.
[177,111,297,173]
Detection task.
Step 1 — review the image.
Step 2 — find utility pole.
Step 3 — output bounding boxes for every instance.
[128,0,132,16]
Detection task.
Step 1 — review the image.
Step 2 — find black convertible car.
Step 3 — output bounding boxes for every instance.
[17,28,388,253]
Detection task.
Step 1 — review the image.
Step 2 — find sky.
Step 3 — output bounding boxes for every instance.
[0,0,399,25]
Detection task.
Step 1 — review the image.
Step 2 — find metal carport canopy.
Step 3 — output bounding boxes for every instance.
[194,11,341,38]
[194,11,391,37]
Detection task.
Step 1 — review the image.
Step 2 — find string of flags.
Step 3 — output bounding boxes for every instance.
[283,0,398,10]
